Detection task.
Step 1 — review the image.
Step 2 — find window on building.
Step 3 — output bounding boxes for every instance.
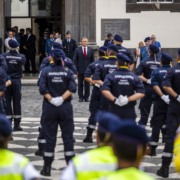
[136,0,173,2]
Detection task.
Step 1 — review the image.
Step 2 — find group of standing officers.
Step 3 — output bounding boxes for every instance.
[0,30,180,179]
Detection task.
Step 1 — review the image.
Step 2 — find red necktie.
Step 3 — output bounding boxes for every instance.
[84,47,86,58]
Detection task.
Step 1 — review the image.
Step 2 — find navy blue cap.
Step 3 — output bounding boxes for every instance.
[161,52,173,62]
[116,53,130,63]
[99,46,107,52]
[49,32,54,35]
[149,44,159,53]
[96,111,121,133]
[52,42,63,50]
[113,121,150,144]
[7,28,13,32]
[51,49,66,59]
[144,37,151,42]
[8,39,19,48]
[178,49,180,56]
[66,31,71,35]
[114,35,123,42]
[0,115,12,137]
[107,44,119,53]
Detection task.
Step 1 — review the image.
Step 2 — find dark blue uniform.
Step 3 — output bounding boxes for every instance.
[45,39,54,56]
[3,50,26,127]
[116,44,135,65]
[0,67,6,114]
[103,39,113,47]
[0,54,7,72]
[39,64,76,165]
[92,56,117,111]
[101,68,145,120]
[63,39,77,60]
[84,57,107,130]
[161,63,180,167]
[39,56,77,74]
[150,65,171,149]
[135,55,160,126]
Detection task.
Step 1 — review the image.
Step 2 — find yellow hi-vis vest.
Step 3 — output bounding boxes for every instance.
[0,149,29,180]
[98,167,155,180]
[73,146,118,180]
[174,127,180,172]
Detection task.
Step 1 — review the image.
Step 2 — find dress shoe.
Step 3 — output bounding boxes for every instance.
[149,148,156,156]
[35,149,43,156]
[79,98,83,102]
[83,136,93,143]
[85,99,90,102]
[162,134,166,143]
[40,165,51,176]
[13,126,23,131]
[157,166,169,178]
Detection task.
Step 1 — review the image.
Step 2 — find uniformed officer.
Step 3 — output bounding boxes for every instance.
[0,67,6,114]
[0,115,41,180]
[39,49,76,176]
[60,111,121,180]
[38,31,48,65]
[140,37,152,63]
[94,121,154,180]
[101,53,145,120]
[3,40,26,131]
[0,53,7,72]
[104,33,113,47]
[135,44,161,127]
[40,42,77,76]
[62,31,77,60]
[113,35,135,71]
[83,46,108,143]
[157,49,180,178]
[149,52,173,156]
[45,32,54,56]
[92,44,119,111]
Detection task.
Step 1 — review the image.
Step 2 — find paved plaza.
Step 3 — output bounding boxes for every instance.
[8,86,180,180]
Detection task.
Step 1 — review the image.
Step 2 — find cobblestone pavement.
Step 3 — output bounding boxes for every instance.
[9,86,179,180]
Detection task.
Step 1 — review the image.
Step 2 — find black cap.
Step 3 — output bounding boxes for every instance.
[66,31,71,35]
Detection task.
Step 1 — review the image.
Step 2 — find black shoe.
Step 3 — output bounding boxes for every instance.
[35,149,43,156]
[40,165,51,176]
[13,126,23,131]
[162,134,166,143]
[157,166,169,178]
[85,99,90,102]
[79,98,83,102]
[83,136,93,143]
[149,148,156,156]
[73,137,76,143]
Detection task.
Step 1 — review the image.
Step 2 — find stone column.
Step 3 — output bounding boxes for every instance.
[0,0,4,53]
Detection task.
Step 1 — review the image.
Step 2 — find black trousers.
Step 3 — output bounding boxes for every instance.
[25,52,36,73]
[78,74,90,99]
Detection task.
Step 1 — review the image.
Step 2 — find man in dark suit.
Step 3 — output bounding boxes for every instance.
[104,33,113,47]
[38,31,48,65]
[63,31,77,60]
[74,37,94,102]
[23,28,36,74]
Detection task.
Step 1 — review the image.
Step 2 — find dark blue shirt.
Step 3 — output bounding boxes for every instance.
[101,68,145,108]
[116,44,135,65]
[2,50,26,79]
[39,64,76,102]
[92,56,117,81]
[151,65,171,100]
[39,56,77,74]
[162,63,180,101]
[0,54,7,72]
[135,55,161,84]
[0,67,6,92]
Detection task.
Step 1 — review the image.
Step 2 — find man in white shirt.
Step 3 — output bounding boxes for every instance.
[55,32,62,44]
[5,30,19,53]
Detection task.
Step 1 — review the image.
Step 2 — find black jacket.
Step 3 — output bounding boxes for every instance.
[63,39,77,60]
[23,34,36,54]
[38,37,47,54]
[74,46,94,74]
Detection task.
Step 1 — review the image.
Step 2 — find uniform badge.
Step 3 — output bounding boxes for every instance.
[142,55,144,57]
[64,46,66,48]
[48,44,50,46]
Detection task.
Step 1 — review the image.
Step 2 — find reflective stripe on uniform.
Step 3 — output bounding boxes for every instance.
[87,125,96,129]
[76,153,116,172]
[149,141,158,146]
[38,139,46,143]
[44,152,54,157]
[14,115,21,118]
[162,152,173,157]
[6,115,13,119]
[64,151,75,156]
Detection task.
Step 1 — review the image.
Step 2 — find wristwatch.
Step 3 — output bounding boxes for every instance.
[113,98,117,103]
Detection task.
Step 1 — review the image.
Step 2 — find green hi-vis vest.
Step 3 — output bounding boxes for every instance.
[98,167,155,180]
[0,149,29,180]
[73,146,118,180]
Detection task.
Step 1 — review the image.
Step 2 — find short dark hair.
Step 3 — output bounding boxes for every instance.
[99,50,106,57]
[20,29,24,32]
[97,130,112,144]
[107,49,117,56]
[116,60,128,67]
[107,33,112,38]
[26,28,32,33]
[161,60,170,65]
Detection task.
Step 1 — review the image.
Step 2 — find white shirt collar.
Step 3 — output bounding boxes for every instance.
[82,46,88,54]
